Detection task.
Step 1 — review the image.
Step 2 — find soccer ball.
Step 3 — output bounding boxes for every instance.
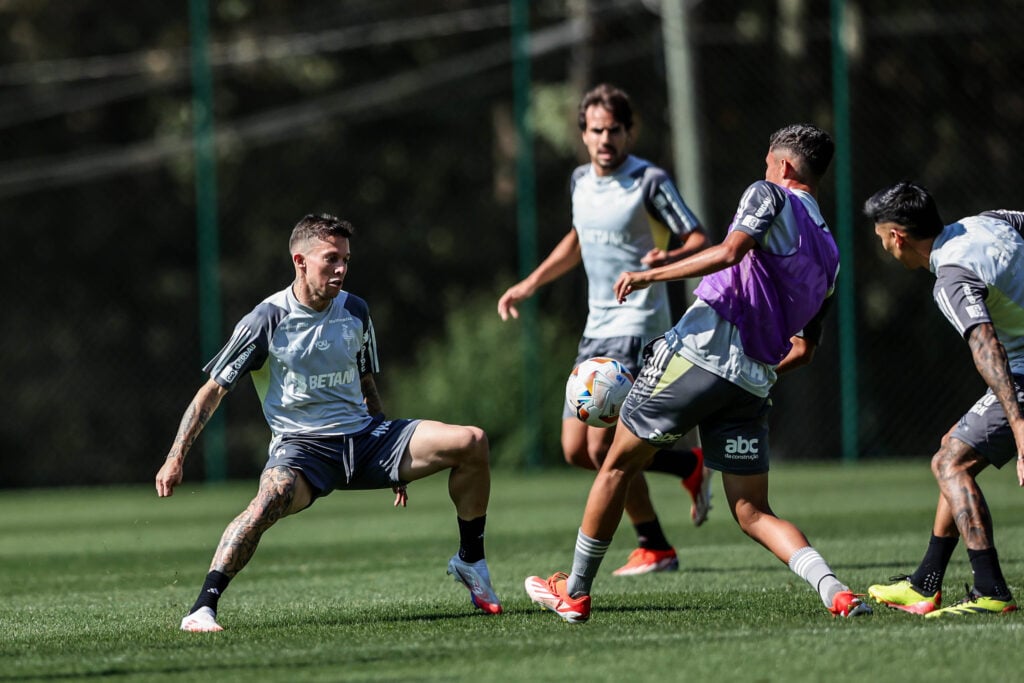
[565,357,635,428]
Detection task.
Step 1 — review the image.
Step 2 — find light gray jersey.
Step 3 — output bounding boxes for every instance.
[930,212,1024,373]
[571,155,701,339]
[204,286,379,438]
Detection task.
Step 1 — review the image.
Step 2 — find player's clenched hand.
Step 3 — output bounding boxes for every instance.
[614,271,652,303]
[641,248,670,268]
[155,458,183,497]
[393,484,408,507]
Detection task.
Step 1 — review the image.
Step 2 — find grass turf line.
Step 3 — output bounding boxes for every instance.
[1,460,1022,682]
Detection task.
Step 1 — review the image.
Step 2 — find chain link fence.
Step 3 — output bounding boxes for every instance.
[3,1,1022,486]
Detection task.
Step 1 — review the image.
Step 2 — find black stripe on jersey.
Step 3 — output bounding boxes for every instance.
[641,166,700,236]
[933,264,991,339]
[203,302,287,388]
[339,293,380,376]
[732,181,787,243]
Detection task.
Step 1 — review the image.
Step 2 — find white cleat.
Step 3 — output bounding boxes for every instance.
[180,606,223,632]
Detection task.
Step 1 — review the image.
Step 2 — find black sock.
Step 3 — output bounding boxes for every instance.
[647,449,698,479]
[967,547,1011,598]
[189,570,231,615]
[635,518,672,551]
[910,535,958,595]
[457,515,486,563]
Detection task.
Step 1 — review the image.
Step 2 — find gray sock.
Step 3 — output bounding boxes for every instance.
[789,546,847,607]
[566,528,611,598]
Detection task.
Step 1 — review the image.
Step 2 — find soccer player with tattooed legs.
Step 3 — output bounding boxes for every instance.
[864,181,1024,618]
[498,84,711,577]
[156,214,501,632]
[525,124,871,623]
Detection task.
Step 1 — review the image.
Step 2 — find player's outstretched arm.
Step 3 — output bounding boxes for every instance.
[497,229,582,320]
[155,379,228,497]
[616,230,756,303]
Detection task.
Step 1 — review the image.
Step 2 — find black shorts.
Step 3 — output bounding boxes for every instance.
[619,338,771,475]
[265,417,420,500]
[949,372,1024,468]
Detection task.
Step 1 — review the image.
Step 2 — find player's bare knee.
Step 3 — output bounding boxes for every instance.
[931,445,966,481]
[455,425,489,465]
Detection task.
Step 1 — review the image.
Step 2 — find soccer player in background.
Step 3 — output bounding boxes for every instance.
[864,182,1023,617]
[156,214,501,632]
[525,123,872,622]
[497,83,712,576]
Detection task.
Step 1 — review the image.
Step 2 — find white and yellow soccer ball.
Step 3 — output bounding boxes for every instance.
[565,357,635,428]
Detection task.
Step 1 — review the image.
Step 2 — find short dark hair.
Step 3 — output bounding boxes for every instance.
[862,181,944,239]
[289,213,354,253]
[578,83,633,131]
[768,124,834,181]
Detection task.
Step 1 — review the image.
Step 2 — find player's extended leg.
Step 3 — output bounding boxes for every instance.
[181,466,313,631]
[721,472,869,617]
[923,436,1016,617]
[562,418,678,576]
[399,420,501,615]
[400,419,490,518]
[524,425,656,623]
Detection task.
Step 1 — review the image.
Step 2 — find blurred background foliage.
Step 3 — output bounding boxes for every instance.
[3,0,1023,486]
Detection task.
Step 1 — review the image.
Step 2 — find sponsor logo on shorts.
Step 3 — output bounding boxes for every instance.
[647,429,682,445]
[370,421,392,438]
[724,436,760,460]
[969,393,999,417]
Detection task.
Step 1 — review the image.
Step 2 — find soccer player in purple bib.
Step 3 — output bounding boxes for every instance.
[498,84,712,577]
[157,214,501,632]
[865,182,1024,617]
[525,123,872,622]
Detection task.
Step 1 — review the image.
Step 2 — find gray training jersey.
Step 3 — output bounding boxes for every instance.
[571,155,701,339]
[204,286,380,438]
[930,211,1024,373]
[667,181,837,398]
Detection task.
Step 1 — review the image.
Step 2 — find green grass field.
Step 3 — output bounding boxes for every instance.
[3,459,1024,682]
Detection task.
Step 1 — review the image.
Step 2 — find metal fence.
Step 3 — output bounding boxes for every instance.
[3,0,1022,486]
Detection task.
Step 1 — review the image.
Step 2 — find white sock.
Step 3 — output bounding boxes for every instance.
[566,528,610,598]
[788,546,847,607]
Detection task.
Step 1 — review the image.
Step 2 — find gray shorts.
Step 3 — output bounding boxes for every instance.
[264,417,420,500]
[619,337,771,475]
[562,335,648,420]
[949,373,1024,469]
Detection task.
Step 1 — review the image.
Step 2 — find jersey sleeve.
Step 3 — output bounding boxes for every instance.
[729,180,787,245]
[641,167,701,236]
[342,294,380,376]
[202,302,283,390]
[933,264,992,338]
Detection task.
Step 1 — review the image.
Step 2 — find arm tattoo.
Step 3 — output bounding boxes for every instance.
[968,324,1024,422]
[167,401,214,461]
[212,467,298,577]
